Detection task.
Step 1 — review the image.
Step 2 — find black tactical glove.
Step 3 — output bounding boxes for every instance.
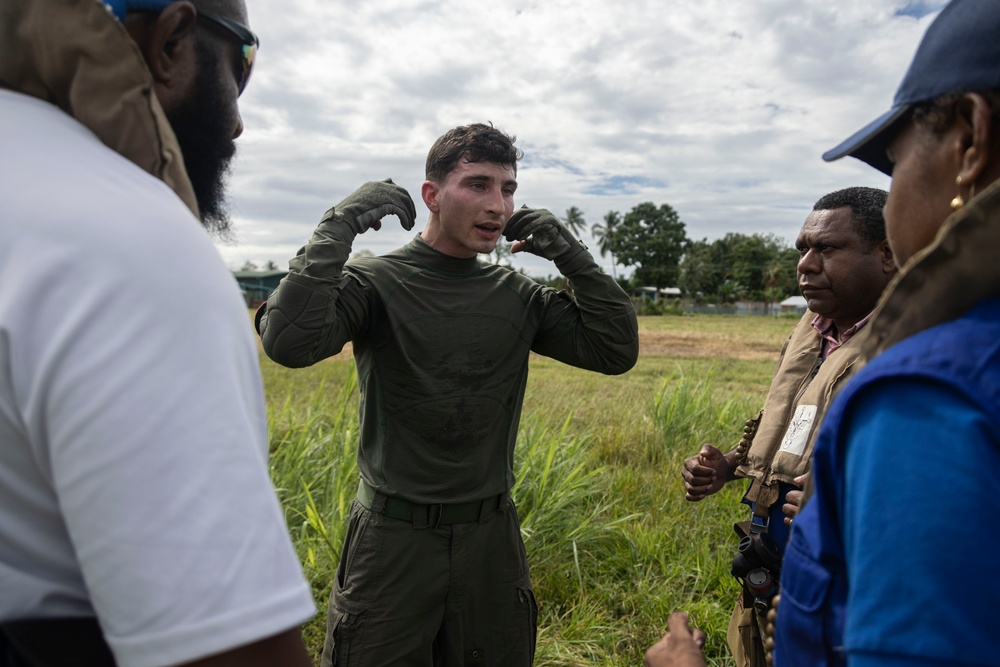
[324,178,417,234]
[504,206,590,273]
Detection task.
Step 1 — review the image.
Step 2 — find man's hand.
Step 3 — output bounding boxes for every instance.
[503,206,586,264]
[682,444,732,501]
[328,179,416,234]
[644,612,707,667]
[782,473,809,526]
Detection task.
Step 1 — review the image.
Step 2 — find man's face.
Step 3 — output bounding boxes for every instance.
[796,207,892,328]
[421,159,517,258]
[884,119,956,267]
[165,4,250,237]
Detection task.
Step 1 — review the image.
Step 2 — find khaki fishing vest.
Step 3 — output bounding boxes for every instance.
[736,312,869,510]
[0,0,198,217]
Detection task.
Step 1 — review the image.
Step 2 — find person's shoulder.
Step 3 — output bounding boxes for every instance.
[346,247,409,276]
[871,301,1000,370]
[4,97,207,267]
[2,119,238,319]
[846,301,1000,414]
[487,263,542,284]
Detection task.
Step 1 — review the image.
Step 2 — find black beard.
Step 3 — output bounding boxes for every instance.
[166,41,237,239]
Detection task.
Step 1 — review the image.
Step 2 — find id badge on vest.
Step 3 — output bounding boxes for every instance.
[779,405,817,457]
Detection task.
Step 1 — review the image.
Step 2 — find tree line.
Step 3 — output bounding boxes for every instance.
[564,204,800,305]
[241,202,801,307]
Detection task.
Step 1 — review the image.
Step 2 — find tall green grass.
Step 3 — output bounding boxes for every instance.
[261,315,782,666]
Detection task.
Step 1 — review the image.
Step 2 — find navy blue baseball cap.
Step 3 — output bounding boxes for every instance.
[104,0,172,22]
[823,0,1000,175]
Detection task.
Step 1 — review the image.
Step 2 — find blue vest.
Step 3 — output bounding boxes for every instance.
[773,298,1000,666]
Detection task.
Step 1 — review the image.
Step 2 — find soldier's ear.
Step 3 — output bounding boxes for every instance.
[422,180,440,214]
[125,1,199,113]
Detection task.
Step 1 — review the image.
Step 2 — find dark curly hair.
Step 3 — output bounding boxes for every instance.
[425,123,523,183]
[911,89,1000,135]
[813,186,888,251]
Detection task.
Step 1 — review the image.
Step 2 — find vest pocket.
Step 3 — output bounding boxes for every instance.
[780,537,831,612]
[775,535,846,665]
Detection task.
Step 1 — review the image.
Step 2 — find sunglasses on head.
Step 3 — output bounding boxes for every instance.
[109,0,260,96]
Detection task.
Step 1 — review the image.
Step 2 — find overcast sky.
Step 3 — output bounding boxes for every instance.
[216,0,945,278]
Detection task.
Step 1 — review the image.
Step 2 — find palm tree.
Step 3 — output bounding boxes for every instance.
[481,241,513,266]
[590,210,620,279]
[562,206,587,237]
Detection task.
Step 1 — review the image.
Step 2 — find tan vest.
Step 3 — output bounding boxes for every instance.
[736,311,869,510]
[0,0,198,217]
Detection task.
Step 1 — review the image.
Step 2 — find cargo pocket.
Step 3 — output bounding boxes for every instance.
[323,501,375,667]
[727,594,767,667]
[520,584,538,664]
[514,574,539,665]
[321,585,369,667]
[335,500,373,590]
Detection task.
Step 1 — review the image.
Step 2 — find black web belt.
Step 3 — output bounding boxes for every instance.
[356,478,506,528]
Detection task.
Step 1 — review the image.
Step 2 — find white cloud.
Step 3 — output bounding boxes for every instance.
[217,0,943,278]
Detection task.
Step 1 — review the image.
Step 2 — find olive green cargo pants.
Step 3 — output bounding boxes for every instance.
[321,494,537,667]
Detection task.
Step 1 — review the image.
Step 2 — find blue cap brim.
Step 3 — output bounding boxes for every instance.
[822,104,912,176]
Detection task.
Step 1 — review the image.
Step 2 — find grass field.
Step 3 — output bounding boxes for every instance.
[260,313,797,666]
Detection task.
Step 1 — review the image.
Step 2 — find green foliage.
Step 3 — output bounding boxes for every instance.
[481,240,514,266]
[268,369,360,560]
[610,202,688,289]
[562,206,588,237]
[679,233,799,305]
[591,210,621,279]
[633,297,685,316]
[260,315,787,666]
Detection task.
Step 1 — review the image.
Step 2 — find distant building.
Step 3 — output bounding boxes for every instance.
[632,286,681,301]
[775,295,808,315]
[232,269,287,307]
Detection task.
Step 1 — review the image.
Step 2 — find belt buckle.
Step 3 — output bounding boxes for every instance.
[428,503,443,528]
[750,514,770,535]
[414,503,444,529]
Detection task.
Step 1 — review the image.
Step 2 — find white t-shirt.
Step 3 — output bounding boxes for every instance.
[0,90,315,667]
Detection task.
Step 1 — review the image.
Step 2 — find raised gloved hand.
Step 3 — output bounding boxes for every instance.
[325,179,417,234]
[503,206,588,270]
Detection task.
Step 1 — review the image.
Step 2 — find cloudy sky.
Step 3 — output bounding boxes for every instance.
[217,0,945,278]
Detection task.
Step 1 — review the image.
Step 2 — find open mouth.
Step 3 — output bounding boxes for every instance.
[475,223,501,235]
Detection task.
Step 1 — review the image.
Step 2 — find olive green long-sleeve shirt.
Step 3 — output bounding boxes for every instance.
[260,233,637,503]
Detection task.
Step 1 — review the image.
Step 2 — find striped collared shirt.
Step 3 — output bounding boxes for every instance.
[811,311,874,360]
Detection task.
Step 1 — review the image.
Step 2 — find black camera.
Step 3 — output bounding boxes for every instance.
[730,531,781,580]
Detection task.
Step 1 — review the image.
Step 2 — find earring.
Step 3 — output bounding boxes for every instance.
[951,176,965,211]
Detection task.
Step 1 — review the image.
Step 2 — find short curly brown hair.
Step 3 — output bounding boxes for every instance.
[425,123,523,183]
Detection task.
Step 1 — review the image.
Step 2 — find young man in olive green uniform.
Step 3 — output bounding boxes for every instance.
[258,123,639,666]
